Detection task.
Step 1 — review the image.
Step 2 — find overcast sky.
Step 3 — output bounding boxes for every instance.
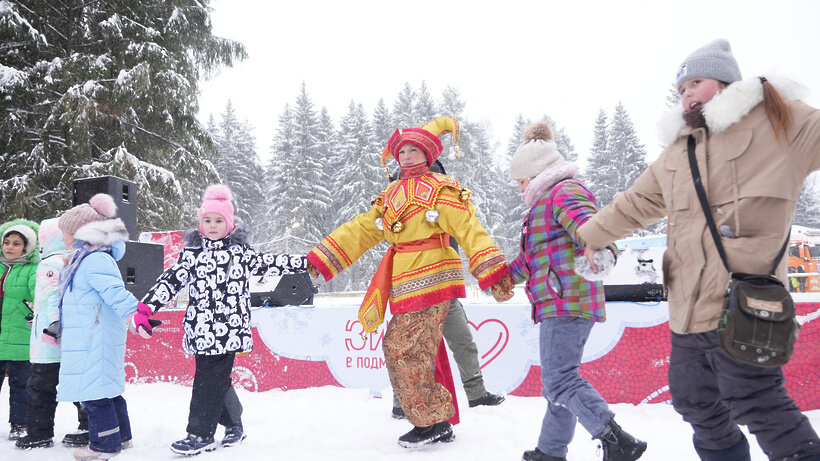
[197,0,820,165]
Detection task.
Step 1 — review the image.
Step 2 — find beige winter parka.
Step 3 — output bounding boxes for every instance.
[579,76,820,334]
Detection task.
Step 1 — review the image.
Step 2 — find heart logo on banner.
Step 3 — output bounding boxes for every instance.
[468,319,510,369]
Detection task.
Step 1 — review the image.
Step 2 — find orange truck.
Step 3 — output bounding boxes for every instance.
[787,239,820,292]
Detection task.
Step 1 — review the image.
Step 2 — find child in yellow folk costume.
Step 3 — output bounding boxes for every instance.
[307,117,514,449]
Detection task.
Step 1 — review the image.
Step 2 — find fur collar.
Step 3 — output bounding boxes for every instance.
[73,218,129,247]
[657,74,809,146]
[183,226,249,248]
[522,161,579,209]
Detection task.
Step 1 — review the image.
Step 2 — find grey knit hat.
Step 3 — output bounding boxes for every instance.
[674,39,742,89]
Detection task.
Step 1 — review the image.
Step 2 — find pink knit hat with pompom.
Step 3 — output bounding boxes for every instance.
[58,194,118,235]
[197,184,235,238]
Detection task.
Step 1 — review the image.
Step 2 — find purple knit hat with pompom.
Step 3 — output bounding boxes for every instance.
[58,194,118,235]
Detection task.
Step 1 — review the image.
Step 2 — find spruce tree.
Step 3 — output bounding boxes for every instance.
[288,83,331,253]
[262,104,298,252]
[212,101,266,242]
[392,83,416,129]
[0,0,246,229]
[414,81,437,124]
[607,102,648,202]
[371,98,394,150]
[795,173,820,229]
[544,116,579,163]
[585,109,614,206]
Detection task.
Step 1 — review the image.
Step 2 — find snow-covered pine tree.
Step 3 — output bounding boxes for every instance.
[315,107,337,234]
[584,109,615,206]
[795,173,820,229]
[262,104,298,252]
[371,98,394,150]
[607,102,648,199]
[286,83,332,253]
[543,116,579,163]
[0,0,246,229]
[666,83,682,108]
[325,102,387,291]
[212,101,266,242]
[414,81,437,124]
[496,115,530,259]
[392,83,417,129]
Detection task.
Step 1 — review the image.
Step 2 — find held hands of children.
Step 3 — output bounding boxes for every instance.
[306,260,319,280]
[128,301,161,339]
[491,275,515,302]
[575,248,616,281]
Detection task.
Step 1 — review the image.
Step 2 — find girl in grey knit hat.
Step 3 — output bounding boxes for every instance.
[579,38,820,460]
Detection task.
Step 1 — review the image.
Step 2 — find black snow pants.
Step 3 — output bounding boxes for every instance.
[187,353,243,438]
[669,330,820,460]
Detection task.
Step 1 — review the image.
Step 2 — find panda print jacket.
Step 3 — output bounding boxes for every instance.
[141,228,308,355]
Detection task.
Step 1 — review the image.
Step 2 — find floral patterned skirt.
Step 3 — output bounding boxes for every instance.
[383,300,454,427]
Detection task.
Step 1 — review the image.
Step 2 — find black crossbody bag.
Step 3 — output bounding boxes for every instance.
[687,135,798,367]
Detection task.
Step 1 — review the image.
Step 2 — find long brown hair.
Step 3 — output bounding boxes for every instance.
[760,77,792,141]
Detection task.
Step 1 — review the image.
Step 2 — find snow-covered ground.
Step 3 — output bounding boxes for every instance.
[1,382,818,460]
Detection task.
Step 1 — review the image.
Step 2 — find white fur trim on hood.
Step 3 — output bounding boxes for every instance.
[3,224,37,257]
[73,218,129,247]
[522,161,579,209]
[657,74,809,146]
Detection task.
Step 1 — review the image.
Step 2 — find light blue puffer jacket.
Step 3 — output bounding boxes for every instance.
[57,219,137,402]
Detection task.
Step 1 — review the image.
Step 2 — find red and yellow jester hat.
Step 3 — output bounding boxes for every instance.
[380,116,460,171]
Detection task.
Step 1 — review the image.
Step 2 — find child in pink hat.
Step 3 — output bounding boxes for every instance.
[139,184,309,455]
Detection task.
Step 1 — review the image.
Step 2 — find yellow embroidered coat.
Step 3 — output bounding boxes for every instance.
[308,172,509,314]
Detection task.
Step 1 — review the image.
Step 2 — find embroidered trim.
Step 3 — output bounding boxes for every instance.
[316,242,344,274]
[390,269,464,298]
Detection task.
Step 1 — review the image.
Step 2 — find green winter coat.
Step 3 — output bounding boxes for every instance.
[0,219,39,361]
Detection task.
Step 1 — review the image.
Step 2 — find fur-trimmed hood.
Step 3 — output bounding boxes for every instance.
[73,218,129,247]
[0,218,40,262]
[183,226,249,248]
[657,74,810,146]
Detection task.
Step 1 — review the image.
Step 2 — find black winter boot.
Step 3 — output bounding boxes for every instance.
[61,429,89,447]
[15,434,54,449]
[595,419,647,461]
[693,436,750,461]
[522,447,567,460]
[397,421,454,448]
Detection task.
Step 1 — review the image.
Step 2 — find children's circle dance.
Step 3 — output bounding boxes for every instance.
[3,38,820,460]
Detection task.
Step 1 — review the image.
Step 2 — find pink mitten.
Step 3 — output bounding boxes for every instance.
[128,302,160,339]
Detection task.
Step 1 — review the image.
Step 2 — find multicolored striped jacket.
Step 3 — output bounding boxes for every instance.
[509,179,612,324]
[308,172,509,314]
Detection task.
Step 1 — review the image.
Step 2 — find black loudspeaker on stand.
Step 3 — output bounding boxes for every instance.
[251,273,317,307]
[117,241,165,299]
[72,176,137,240]
[72,176,164,299]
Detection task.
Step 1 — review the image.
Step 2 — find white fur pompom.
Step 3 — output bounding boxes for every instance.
[574,249,616,281]
[89,193,117,218]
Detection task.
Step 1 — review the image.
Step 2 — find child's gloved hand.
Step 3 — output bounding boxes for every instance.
[42,321,61,346]
[574,248,616,281]
[306,261,319,280]
[128,302,161,339]
[491,275,515,302]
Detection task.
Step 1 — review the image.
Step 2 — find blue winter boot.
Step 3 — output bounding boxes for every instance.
[222,422,246,447]
[694,436,750,461]
[170,433,217,455]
